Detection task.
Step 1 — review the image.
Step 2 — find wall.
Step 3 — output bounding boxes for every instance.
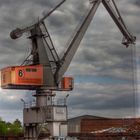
[81,118,136,132]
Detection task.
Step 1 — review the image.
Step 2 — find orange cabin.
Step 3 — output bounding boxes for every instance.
[1,65,43,89]
[61,77,73,91]
[0,65,73,90]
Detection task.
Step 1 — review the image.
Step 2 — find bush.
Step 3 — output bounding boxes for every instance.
[0,118,23,136]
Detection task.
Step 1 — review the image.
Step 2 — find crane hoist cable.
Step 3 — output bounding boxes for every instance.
[131,44,138,118]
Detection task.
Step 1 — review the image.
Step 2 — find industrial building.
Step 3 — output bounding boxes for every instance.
[68,115,140,140]
[68,115,136,133]
[68,115,108,133]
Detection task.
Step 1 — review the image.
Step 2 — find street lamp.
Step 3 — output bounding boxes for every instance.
[64,94,69,105]
[20,98,26,108]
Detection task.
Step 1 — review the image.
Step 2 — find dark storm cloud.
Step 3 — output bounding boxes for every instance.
[130,0,140,6]
[0,0,54,7]
[68,40,135,81]
[69,92,134,110]
[0,0,88,61]
[69,84,135,110]
[0,90,34,110]
[0,99,22,110]
[0,0,138,121]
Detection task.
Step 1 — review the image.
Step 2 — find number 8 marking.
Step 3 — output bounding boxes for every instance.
[19,70,23,77]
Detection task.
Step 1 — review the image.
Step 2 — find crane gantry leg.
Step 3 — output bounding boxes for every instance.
[23,89,68,140]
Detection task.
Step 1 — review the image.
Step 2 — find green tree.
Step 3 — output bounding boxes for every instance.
[0,118,23,136]
[13,119,22,128]
[0,118,7,135]
[8,119,23,135]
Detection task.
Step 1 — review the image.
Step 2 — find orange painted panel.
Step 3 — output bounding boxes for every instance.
[14,65,43,85]
[61,77,73,90]
[1,65,43,89]
[1,67,14,86]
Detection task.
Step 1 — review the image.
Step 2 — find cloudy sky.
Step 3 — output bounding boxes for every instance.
[0,0,139,122]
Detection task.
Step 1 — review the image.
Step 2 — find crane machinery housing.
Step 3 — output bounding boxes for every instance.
[0,0,136,139]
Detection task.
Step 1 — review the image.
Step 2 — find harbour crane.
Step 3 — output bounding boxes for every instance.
[0,0,136,139]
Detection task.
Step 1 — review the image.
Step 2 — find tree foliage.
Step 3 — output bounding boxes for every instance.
[0,118,23,136]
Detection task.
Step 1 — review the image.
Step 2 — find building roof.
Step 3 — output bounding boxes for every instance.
[68,115,109,121]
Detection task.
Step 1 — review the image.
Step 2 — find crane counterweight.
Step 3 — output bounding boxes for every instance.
[10,28,23,39]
